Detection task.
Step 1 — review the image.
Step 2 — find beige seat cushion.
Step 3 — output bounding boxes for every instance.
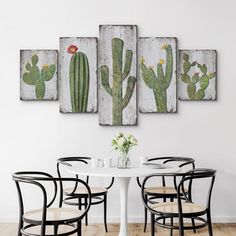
[151,202,206,214]
[145,186,188,195]
[24,208,82,222]
[64,186,107,195]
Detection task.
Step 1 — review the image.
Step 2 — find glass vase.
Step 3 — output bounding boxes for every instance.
[117,153,130,169]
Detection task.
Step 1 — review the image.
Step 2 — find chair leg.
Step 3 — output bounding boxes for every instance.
[178,213,184,236]
[144,194,148,232]
[163,197,166,225]
[84,197,88,226]
[77,220,82,236]
[151,213,155,236]
[104,194,108,232]
[207,211,213,236]
[17,218,23,236]
[170,217,173,236]
[191,217,196,233]
[54,224,58,236]
[170,197,174,236]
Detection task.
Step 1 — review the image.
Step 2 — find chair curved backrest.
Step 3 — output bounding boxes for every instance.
[12,171,92,236]
[137,156,195,189]
[57,157,114,206]
[141,168,216,217]
[177,168,216,213]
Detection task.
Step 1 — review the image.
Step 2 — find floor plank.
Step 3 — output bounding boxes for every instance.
[0,223,236,236]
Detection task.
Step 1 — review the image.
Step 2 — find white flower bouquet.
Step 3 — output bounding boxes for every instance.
[112,132,138,155]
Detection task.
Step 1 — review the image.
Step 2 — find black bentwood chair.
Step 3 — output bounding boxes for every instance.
[137,156,195,232]
[57,157,114,232]
[12,171,91,236]
[141,168,216,236]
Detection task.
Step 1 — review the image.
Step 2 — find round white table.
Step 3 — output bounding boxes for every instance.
[68,165,181,236]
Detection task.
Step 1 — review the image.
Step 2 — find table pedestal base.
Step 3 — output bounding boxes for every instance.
[117,177,131,236]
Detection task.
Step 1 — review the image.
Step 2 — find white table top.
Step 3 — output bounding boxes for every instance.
[68,165,181,178]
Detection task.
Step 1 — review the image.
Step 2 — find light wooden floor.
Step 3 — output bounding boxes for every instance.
[0,223,236,236]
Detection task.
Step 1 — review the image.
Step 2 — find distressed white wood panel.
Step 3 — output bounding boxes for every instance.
[99,25,137,126]
[139,37,177,113]
[20,50,58,100]
[178,50,217,100]
[59,37,97,113]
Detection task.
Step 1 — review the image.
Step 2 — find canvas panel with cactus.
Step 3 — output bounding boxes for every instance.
[139,37,177,113]
[99,25,137,126]
[20,50,58,100]
[59,37,97,113]
[178,50,217,100]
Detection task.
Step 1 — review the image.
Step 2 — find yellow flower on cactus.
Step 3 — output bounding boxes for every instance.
[43,64,49,69]
[161,43,168,50]
[159,59,165,65]
[140,56,145,64]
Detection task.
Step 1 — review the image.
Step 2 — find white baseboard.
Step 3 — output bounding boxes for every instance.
[1,217,236,224]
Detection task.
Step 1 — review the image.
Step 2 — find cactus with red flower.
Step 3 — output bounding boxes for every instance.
[67,45,90,112]
[22,54,56,99]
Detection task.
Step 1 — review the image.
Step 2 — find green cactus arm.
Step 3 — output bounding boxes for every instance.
[199,75,209,90]
[122,76,136,109]
[48,65,56,80]
[181,74,191,84]
[197,63,207,74]
[195,89,205,99]
[69,54,76,112]
[100,65,112,96]
[41,65,56,81]
[140,63,157,89]
[23,72,37,85]
[112,38,123,81]
[35,79,45,99]
[31,54,39,66]
[187,83,196,99]
[26,66,40,85]
[183,61,191,74]
[163,45,173,88]
[25,63,31,71]
[157,63,164,82]
[183,53,189,61]
[122,50,133,80]
[208,72,216,79]
[80,52,90,112]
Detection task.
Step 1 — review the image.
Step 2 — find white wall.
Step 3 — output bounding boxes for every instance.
[1,0,236,223]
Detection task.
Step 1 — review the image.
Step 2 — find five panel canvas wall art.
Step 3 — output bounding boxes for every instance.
[139,37,177,113]
[178,50,217,100]
[20,25,218,125]
[59,37,98,113]
[99,25,138,126]
[20,50,58,100]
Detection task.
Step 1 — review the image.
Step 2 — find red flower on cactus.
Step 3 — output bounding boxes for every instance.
[67,45,78,54]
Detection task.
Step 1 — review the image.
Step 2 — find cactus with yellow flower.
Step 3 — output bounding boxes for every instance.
[22,54,56,99]
[140,43,173,112]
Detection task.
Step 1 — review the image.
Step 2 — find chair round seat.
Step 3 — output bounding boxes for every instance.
[23,207,83,224]
[145,186,187,196]
[151,202,206,216]
[64,186,107,196]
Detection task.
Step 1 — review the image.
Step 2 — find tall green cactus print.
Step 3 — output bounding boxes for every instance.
[140,43,174,112]
[67,45,89,112]
[180,51,216,100]
[100,38,136,125]
[22,54,56,100]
